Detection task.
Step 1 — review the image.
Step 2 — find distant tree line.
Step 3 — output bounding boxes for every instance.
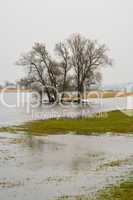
[0,81,16,89]
[16,33,112,103]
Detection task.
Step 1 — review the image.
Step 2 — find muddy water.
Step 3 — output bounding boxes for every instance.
[0,133,133,199]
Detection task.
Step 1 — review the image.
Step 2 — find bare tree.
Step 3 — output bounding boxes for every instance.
[16,43,61,103]
[67,34,112,102]
[55,42,71,94]
[16,34,112,104]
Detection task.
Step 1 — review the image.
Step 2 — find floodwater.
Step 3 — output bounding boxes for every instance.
[0,93,133,199]
[0,133,133,200]
[0,92,132,126]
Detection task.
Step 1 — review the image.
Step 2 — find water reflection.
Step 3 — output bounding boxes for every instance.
[0,133,133,199]
[0,92,132,127]
[0,93,133,199]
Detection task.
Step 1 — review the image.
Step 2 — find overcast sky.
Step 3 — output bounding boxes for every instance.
[0,0,132,85]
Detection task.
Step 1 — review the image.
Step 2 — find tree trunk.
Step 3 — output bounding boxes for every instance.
[77,68,81,104]
[61,70,67,102]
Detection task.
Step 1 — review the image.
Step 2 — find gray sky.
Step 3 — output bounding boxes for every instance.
[0,0,132,85]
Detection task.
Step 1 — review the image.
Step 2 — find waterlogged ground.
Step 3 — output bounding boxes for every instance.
[0,133,133,199]
[0,92,132,126]
[1,93,133,199]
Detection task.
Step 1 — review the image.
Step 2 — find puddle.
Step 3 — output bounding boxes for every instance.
[0,133,133,199]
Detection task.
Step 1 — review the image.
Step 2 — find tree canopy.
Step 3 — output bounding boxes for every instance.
[16,33,112,103]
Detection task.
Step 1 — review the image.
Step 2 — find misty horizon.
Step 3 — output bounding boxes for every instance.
[0,0,133,85]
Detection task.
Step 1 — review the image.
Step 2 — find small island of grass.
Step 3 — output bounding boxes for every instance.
[93,179,133,200]
[56,179,133,200]
[1,110,133,135]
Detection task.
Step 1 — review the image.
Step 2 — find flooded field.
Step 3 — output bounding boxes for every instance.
[0,93,133,199]
[0,133,133,199]
[0,92,132,126]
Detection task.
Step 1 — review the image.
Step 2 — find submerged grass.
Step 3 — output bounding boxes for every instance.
[1,110,133,135]
[97,158,132,170]
[1,110,133,199]
[94,179,133,200]
[56,179,133,200]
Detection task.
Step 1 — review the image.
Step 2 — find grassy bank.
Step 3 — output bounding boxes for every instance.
[93,180,133,200]
[1,110,133,135]
[56,179,133,200]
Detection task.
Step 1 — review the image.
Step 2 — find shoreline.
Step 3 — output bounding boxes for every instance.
[1,110,133,136]
[0,88,31,93]
[0,89,133,98]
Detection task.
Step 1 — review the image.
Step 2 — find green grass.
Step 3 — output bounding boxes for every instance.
[1,110,133,135]
[94,180,133,200]
[55,179,133,200]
